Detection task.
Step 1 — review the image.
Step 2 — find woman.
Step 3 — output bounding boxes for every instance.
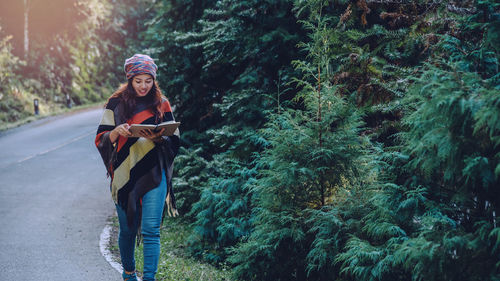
[95,54,180,281]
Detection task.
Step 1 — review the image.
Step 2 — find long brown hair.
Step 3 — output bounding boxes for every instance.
[107,79,164,121]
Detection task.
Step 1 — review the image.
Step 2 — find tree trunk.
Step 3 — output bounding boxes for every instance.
[24,0,29,60]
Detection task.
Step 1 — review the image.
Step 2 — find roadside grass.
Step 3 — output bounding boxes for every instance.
[0,101,104,132]
[108,216,121,261]
[110,216,233,281]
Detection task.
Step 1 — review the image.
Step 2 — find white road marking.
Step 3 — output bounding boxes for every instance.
[16,131,94,163]
[100,221,143,281]
[99,223,123,273]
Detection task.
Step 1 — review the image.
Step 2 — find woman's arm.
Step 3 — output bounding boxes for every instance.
[95,98,124,174]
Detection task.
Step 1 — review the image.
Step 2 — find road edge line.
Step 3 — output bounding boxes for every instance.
[99,222,123,274]
[99,220,143,281]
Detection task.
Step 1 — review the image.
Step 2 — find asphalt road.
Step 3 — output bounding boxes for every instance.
[0,108,121,280]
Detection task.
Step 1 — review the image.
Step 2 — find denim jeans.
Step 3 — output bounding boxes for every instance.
[115,172,167,281]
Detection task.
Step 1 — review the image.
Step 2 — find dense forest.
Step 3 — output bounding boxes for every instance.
[1,0,499,280]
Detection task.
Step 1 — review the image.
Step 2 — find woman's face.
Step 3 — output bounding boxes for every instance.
[132,74,154,97]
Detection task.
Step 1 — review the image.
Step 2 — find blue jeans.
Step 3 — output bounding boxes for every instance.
[115,172,167,281]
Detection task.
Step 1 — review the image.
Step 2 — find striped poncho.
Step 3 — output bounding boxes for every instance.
[95,96,180,226]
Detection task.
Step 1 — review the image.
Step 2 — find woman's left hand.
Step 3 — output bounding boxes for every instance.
[139,128,165,142]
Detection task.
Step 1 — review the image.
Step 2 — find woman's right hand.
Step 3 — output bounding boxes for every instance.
[110,123,132,143]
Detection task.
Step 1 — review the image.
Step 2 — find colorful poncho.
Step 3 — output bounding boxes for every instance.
[95,96,180,226]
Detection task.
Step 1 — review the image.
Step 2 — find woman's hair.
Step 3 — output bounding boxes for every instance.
[107,79,164,121]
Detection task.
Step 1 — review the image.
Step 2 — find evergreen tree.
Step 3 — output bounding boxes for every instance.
[230,1,372,279]
[140,0,304,263]
[229,0,499,280]
[184,0,305,263]
[142,0,215,135]
[335,1,500,280]
[133,0,499,279]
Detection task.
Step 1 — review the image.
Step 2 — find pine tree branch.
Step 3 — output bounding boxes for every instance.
[446,4,477,15]
[365,0,418,3]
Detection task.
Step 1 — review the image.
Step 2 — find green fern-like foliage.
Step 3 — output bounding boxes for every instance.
[229,2,372,278]
[171,147,213,216]
[230,0,499,280]
[187,153,256,264]
[230,94,370,280]
[142,0,216,135]
[135,0,500,279]
[159,0,306,264]
[335,58,499,281]
[383,63,497,281]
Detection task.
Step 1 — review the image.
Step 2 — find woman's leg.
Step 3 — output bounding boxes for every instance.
[140,172,167,281]
[115,204,139,277]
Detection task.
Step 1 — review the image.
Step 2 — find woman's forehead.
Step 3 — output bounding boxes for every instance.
[134,74,153,80]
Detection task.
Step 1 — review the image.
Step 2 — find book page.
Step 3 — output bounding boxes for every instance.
[129,122,180,137]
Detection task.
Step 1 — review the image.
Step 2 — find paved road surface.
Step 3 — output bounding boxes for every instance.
[0,108,121,280]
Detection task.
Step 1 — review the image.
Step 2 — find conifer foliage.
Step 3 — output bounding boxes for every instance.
[181,0,499,280]
[135,0,499,280]
[143,0,305,264]
[230,0,373,279]
[185,0,305,263]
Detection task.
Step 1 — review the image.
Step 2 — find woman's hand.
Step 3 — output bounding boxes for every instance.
[110,123,132,143]
[139,128,165,143]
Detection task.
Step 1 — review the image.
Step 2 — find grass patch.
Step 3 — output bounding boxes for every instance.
[110,215,233,281]
[0,101,104,132]
[108,216,121,263]
[134,217,233,281]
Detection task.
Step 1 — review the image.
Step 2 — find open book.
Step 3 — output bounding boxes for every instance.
[129,121,180,137]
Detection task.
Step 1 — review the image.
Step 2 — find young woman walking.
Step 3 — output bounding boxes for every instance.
[95,54,180,281]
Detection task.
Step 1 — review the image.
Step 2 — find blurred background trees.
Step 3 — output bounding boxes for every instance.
[0,0,150,120]
[1,0,498,280]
